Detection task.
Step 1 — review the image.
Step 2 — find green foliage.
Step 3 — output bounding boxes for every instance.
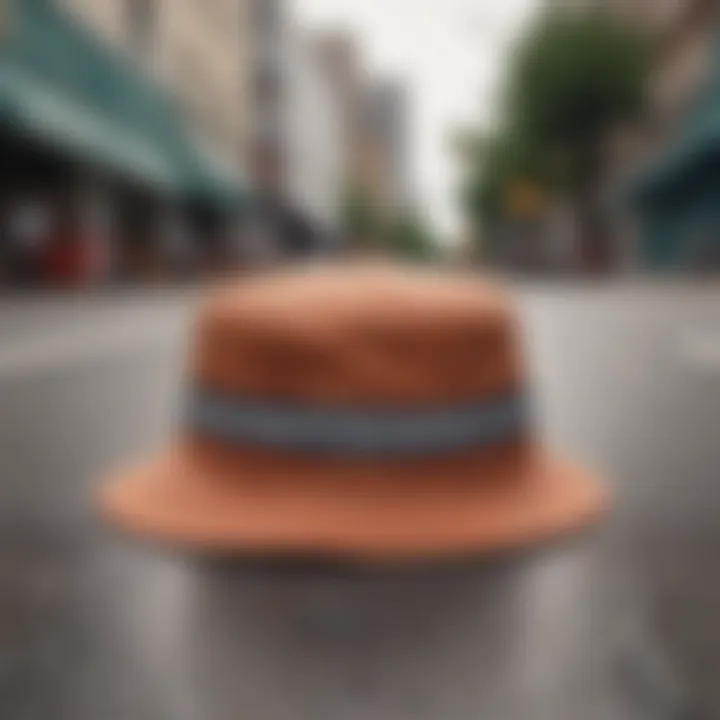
[382,211,438,262]
[340,186,438,261]
[461,10,651,238]
[461,130,551,226]
[340,186,380,246]
[505,10,651,161]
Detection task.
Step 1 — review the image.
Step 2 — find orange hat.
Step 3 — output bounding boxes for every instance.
[99,264,608,561]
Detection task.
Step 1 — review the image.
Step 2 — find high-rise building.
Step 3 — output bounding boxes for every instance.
[314,33,365,192]
[284,29,346,235]
[358,80,412,215]
[244,0,287,195]
[244,0,351,258]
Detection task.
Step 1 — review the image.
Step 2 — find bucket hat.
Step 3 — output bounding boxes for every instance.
[99,264,608,560]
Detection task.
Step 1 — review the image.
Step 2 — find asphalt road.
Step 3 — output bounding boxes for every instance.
[1,284,719,719]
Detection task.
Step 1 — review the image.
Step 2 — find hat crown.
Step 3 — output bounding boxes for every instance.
[193,265,525,406]
[102,265,607,557]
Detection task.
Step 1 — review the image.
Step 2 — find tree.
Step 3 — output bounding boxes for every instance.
[382,211,438,262]
[340,185,381,251]
[341,187,438,262]
[503,10,651,248]
[461,129,551,231]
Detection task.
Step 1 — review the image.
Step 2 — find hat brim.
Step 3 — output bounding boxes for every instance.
[98,441,608,561]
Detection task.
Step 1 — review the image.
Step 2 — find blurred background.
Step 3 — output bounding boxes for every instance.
[0,0,718,282]
[4,1,720,718]
[0,0,436,286]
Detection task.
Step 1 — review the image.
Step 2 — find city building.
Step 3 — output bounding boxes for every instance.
[548,0,720,270]
[284,28,346,241]
[357,80,412,216]
[63,0,248,174]
[648,1,716,139]
[581,0,720,269]
[157,0,249,167]
[0,0,247,285]
[551,0,685,30]
[314,33,366,196]
[244,0,286,197]
[566,0,712,141]
[244,0,350,259]
[629,0,720,268]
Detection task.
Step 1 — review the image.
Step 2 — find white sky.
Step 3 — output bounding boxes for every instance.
[293,0,540,239]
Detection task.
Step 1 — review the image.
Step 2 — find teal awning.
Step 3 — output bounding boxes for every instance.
[183,140,250,210]
[631,36,720,206]
[0,63,178,188]
[631,109,720,205]
[0,0,250,208]
[0,0,186,189]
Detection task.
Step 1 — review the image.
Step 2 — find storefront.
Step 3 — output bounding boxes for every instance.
[0,0,248,286]
[633,42,720,271]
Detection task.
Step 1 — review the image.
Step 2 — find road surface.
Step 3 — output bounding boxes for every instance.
[1,285,719,719]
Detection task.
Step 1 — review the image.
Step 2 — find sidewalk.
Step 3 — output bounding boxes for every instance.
[0,287,198,380]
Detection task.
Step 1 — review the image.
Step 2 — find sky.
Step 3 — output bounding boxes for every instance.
[293,0,541,240]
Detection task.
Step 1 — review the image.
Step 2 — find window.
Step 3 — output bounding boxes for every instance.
[126,0,155,59]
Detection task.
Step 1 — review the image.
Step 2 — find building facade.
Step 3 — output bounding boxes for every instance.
[630,0,720,268]
[551,0,685,29]
[314,34,365,195]
[549,0,720,270]
[155,0,248,164]
[244,0,350,259]
[244,0,287,196]
[649,0,717,136]
[575,0,716,138]
[284,29,346,236]
[357,80,411,216]
[62,0,249,165]
[585,0,720,269]
[0,0,248,286]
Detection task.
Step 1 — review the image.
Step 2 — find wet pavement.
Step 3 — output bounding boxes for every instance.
[0,285,719,719]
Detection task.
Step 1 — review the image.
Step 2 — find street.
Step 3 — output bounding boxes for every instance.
[1,284,720,719]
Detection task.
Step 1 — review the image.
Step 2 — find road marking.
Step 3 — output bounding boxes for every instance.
[0,313,187,378]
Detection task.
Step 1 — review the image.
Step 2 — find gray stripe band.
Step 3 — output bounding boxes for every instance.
[188,391,530,457]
